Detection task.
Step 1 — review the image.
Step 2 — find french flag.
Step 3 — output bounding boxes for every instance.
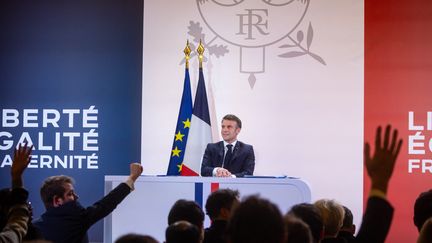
[181,67,212,176]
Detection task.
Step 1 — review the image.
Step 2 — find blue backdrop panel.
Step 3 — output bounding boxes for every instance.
[0,0,143,241]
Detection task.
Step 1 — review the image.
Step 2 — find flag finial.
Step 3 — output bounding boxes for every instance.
[197,39,205,68]
[184,40,191,69]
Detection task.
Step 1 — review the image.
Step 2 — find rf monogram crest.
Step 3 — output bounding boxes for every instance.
[188,0,325,88]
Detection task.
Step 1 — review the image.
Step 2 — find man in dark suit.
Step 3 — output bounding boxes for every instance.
[201,114,255,177]
[33,163,143,243]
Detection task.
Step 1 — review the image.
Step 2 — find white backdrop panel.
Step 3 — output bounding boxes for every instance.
[141,0,364,230]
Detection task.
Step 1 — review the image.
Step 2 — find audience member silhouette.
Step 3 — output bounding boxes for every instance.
[33,163,143,243]
[203,189,239,243]
[314,199,345,243]
[354,125,402,243]
[167,199,205,241]
[166,220,202,243]
[115,233,158,243]
[417,217,432,243]
[0,144,32,242]
[227,195,285,243]
[337,206,356,243]
[414,189,432,232]
[284,214,313,243]
[287,203,323,243]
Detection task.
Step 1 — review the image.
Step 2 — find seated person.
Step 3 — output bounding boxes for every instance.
[287,203,323,243]
[414,189,432,233]
[313,199,345,243]
[284,214,313,243]
[166,221,202,243]
[337,206,356,243]
[204,189,239,243]
[201,114,255,177]
[226,195,285,243]
[167,199,205,242]
[115,233,158,243]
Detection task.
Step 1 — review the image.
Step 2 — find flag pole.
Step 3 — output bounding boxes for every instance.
[197,39,204,68]
[184,40,191,69]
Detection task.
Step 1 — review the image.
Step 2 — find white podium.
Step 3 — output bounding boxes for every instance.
[104,176,311,242]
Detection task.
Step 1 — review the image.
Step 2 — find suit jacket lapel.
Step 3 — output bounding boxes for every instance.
[231,142,240,162]
[218,141,225,165]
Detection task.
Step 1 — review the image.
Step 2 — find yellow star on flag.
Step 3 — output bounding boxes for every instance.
[183,118,191,129]
[172,146,181,157]
[177,163,183,172]
[175,131,185,142]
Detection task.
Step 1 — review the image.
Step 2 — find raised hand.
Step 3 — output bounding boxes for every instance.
[364,125,403,194]
[129,163,143,182]
[12,143,33,188]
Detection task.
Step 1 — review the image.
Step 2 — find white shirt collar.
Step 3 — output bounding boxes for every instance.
[223,140,237,149]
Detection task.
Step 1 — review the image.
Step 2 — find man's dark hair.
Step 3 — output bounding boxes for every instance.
[284,215,313,243]
[40,175,74,209]
[166,221,201,243]
[288,203,323,243]
[168,199,204,229]
[414,189,432,231]
[222,114,242,129]
[341,205,353,229]
[227,195,284,243]
[115,233,158,243]
[205,189,239,220]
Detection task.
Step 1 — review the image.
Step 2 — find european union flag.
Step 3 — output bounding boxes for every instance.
[166,67,193,175]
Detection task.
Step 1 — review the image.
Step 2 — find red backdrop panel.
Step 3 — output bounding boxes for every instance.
[365,0,432,242]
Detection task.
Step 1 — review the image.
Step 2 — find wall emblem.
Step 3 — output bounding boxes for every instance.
[182,0,326,88]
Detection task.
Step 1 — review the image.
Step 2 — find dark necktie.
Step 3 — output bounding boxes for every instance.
[223,144,233,168]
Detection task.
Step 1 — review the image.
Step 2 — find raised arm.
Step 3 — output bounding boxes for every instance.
[85,163,143,226]
[126,162,143,188]
[364,125,402,194]
[11,143,33,188]
[0,143,32,242]
[356,125,403,243]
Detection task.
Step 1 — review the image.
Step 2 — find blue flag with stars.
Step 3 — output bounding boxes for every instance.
[167,67,193,175]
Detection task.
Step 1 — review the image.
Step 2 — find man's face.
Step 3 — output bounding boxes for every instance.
[54,182,78,207]
[62,183,78,203]
[221,119,241,143]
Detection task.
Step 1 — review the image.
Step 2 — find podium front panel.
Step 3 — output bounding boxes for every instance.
[104,176,311,242]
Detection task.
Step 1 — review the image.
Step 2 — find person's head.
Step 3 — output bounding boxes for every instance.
[221,114,242,143]
[227,195,285,243]
[168,199,205,230]
[284,215,313,243]
[205,189,240,221]
[414,189,432,232]
[340,205,355,234]
[166,220,201,243]
[115,233,158,243]
[288,203,323,243]
[40,175,78,209]
[314,199,344,238]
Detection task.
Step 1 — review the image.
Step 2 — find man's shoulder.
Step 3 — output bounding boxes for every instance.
[39,201,85,218]
[207,141,223,148]
[237,141,253,149]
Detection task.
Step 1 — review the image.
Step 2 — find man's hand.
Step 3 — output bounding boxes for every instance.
[11,143,33,188]
[129,163,143,182]
[216,168,232,177]
[364,125,403,194]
